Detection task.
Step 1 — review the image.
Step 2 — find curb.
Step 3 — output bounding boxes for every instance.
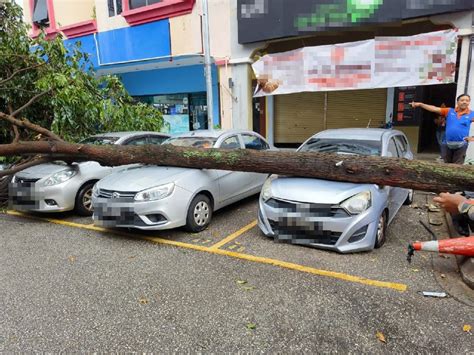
[444,211,474,289]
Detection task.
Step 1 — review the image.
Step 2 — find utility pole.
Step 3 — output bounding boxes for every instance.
[202,0,214,130]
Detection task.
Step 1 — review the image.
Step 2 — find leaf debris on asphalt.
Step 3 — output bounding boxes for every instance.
[376,331,386,343]
[246,323,256,330]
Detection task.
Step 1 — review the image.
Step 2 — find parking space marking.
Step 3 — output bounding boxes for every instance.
[209,220,257,250]
[4,211,407,292]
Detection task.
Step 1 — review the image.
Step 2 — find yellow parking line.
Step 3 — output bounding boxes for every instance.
[209,220,257,250]
[5,210,407,292]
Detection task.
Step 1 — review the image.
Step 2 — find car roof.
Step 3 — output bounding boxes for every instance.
[311,128,401,141]
[170,129,260,139]
[91,131,170,139]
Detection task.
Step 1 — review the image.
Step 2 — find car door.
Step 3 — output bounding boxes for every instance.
[386,136,407,221]
[240,133,270,190]
[215,135,251,205]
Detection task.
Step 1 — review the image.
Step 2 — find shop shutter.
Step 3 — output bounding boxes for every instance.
[326,89,387,129]
[274,92,325,144]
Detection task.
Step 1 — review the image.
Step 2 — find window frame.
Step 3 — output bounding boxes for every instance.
[387,137,401,158]
[108,0,124,17]
[121,0,196,26]
[29,0,59,39]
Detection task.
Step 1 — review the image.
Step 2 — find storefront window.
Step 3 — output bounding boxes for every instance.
[135,92,208,134]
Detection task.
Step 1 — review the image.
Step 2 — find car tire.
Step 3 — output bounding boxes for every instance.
[374,210,387,249]
[185,194,213,232]
[403,189,414,205]
[75,182,95,216]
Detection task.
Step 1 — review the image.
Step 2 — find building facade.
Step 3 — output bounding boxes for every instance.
[236,0,474,152]
[24,0,250,134]
[23,1,474,152]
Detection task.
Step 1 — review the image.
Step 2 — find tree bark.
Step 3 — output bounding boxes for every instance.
[0,141,473,193]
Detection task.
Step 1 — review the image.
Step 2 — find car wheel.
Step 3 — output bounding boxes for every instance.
[75,182,95,216]
[403,189,414,205]
[185,194,213,232]
[374,211,387,249]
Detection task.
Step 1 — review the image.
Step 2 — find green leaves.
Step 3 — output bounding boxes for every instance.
[0,1,165,145]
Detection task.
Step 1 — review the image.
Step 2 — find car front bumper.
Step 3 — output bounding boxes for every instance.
[92,186,192,230]
[9,180,78,213]
[258,197,382,253]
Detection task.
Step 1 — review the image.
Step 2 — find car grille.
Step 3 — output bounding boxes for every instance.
[15,177,40,185]
[265,198,349,218]
[269,219,341,246]
[97,188,136,201]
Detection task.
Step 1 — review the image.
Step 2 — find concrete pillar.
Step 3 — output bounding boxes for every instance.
[266,95,274,146]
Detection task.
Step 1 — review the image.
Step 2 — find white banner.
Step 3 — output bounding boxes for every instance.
[252,30,458,97]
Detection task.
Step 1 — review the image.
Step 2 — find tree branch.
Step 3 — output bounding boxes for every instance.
[0,112,63,141]
[11,88,53,117]
[0,62,45,86]
[0,156,54,178]
[0,141,473,193]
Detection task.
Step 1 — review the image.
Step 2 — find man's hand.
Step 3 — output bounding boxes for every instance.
[464,136,474,143]
[410,102,422,109]
[433,192,467,215]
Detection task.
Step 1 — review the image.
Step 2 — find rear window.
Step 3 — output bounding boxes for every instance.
[79,136,120,145]
[163,137,217,148]
[299,138,381,156]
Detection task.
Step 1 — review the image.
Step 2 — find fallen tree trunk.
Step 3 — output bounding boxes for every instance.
[0,141,473,193]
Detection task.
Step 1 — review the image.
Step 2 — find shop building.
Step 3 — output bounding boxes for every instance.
[24,0,242,134]
[237,0,474,152]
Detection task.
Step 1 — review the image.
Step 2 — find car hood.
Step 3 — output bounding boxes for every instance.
[15,162,79,179]
[97,165,190,192]
[270,177,375,204]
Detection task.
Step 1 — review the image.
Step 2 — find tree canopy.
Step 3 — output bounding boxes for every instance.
[0,1,165,151]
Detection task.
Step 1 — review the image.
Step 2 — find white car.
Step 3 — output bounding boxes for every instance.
[92,129,272,231]
[9,132,170,215]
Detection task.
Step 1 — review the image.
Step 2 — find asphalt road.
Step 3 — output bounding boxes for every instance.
[1,192,473,352]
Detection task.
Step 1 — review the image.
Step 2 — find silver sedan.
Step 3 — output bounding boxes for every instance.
[9,132,170,215]
[92,129,271,231]
[258,128,414,253]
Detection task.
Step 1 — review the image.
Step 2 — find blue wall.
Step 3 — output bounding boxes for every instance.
[63,21,220,126]
[120,64,220,126]
[64,34,98,69]
[97,20,171,64]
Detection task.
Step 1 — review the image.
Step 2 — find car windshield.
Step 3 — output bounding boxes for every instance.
[163,137,217,148]
[299,138,381,156]
[79,136,120,145]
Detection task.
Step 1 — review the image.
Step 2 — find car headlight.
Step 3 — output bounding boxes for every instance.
[261,175,277,202]
[134,183,175,202]
[43,169,77,186]
[340,191,371,215]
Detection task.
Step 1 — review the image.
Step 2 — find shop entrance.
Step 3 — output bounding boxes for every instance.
[252,97,266,137]
[418,83,457,153]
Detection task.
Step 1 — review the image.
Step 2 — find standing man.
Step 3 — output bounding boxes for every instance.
[410,94,474,164]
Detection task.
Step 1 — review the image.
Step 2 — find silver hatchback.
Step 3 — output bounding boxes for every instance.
[9,131,170,215]
[258,128,414,253]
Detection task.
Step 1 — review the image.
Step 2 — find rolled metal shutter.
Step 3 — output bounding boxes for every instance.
[274,92,325,144]
[326,89,387,129]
